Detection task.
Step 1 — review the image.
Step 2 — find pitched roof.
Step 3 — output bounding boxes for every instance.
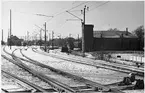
[93,31,137,38]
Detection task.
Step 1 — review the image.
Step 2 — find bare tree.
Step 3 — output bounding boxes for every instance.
[133,26,144,38]
[133,26,144,50]
[107,28,119,31]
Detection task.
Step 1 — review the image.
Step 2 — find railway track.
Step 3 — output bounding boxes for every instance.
[3,47,125,93]
[114,58,144,67]
[2,55,79,93]
[2,70,53,93]
[1,54,54,93]
[3,48,82,93]
[4,47,127,93]
[20,48,127,93]
[32,48,144,77]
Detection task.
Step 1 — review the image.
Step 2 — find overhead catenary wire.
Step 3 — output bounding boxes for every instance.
[15,1,110,41]
[50,1,90,19]
[66,1,110,19]
[67,1,102,13]
[32,2,90,31]
[12,1,90,27]
[67,1,110,19]
[67,1,89,11]
[87,1,110,12]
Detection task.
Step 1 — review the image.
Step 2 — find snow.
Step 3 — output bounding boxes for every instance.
[22,47,127,85]
[1,54,51,90]
[2,46,144,93]
[111,53,144,63]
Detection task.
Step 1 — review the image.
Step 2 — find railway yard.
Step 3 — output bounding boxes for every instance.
[1,46,144,93]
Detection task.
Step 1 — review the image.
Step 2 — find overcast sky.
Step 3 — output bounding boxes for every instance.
[2,1,144,42]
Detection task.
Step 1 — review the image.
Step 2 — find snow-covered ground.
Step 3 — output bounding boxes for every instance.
[1,57,31,92]
[22,48,127,85]
[2,46,86,88]
[111,53,144,63]
[1,46,144,93]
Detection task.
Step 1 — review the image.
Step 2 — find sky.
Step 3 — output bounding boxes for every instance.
[1,1,144,42]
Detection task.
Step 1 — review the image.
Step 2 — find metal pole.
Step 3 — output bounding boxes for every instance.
[40,29,42,47]
[2,29,3,45]
[8,29,9,46]
[10,9,12,49]
[27,31,29,46]
[49,33,50,46]
[82,5,86,57]
[69,34,71,37]
[52,31,54,50]
[44,22,47,52]
[78,34,79,48]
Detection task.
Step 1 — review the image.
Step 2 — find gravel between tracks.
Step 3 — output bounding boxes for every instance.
[2,46,144,93]
[22,48,127,85]
[1,56,51,89]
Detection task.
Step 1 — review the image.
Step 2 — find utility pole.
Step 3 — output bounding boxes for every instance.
[10,9,12,49]
[78,34,79,47]
[40,29,42,47]
[44,22,47,52]
[7,29,9,46]
[49,33,51,46]
[78,34,79,40]
[2,29,3,45]
[66,6,88,57]
[81,5,89,57]
[52,31,54,50]
[69,34,71,38]
[27,31,29,46]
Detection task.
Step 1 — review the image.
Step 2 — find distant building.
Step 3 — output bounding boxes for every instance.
[7,35,24,46]
[84,25,140,51]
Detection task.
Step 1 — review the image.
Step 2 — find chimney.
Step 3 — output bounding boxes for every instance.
[126,28,128,35]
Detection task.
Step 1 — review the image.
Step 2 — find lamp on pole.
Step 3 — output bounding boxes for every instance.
[81,5,89,57]
[66,5,89,57]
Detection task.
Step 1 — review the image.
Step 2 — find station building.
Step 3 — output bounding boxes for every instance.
[84,25,140,52]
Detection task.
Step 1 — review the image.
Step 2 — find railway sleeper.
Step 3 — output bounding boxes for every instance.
[22,49,120,93]
[2,55,78,93]
[10,48,125,93]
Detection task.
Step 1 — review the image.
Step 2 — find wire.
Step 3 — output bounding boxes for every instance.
[68,2,101,13]
[87,1,102,7]
[67,1,89,11]
[52,1,89,18]
[88,1,110,12]
[54,20,67,31]
[45,2,90,25]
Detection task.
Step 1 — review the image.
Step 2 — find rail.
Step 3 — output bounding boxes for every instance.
[32,48,144,77]
[20,48,125,93]
[1,55,78,93]
[2,70,51,93]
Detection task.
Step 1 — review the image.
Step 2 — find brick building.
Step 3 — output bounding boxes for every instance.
[84,25,140,52]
